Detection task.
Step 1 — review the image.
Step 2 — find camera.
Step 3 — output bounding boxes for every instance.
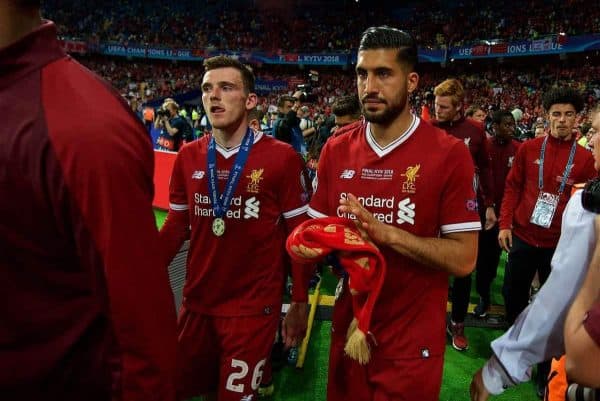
[297,83,311,91]
[567,383,599,401]
[296,85,312,102]
[156,108,170,118]
[582,177,600,213]
[296,70,319,103]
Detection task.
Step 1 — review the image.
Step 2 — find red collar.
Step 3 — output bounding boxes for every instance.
[432,115,466,128]
[546,133,575,146]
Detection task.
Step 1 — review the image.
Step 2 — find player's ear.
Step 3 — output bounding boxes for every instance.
[246,93,258,110]
[407,72,419,94]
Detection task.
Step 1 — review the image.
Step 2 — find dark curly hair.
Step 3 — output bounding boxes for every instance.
[542,87,584,113]
[332,95,361,118]
[491,110,514,125]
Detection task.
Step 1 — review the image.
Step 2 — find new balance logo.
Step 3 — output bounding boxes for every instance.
[244,197,260,219]
[340,169,355,179]
[396,198,416,225]
[192,170,205,179]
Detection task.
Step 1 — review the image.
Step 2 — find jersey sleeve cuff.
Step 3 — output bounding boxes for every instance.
[440,221,481,234]
[169,203,189,211]
[307,206,328,218]
[282,205,308,219]
[482,355,516,395]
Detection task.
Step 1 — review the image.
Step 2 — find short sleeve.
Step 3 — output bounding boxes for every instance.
[168,151,189,212]
[308,142,331,218]
[279,149,311,218]
[440,142,482,234]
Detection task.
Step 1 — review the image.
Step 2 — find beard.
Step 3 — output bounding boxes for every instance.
[361,91,407,125]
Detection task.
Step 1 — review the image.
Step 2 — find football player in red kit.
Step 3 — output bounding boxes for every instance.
[159,56,311,401]
[308,26,481,401]
[0,2,177,401]
[432,78,495,351]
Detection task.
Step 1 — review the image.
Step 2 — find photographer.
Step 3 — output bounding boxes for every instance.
[273,92,307,156]
[299,105,317,147]
[155,100,192,152]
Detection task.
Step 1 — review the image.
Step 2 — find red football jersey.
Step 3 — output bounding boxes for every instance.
[161,132,311,316]
[309,117,481,358]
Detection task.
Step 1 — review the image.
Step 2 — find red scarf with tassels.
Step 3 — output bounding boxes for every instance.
[286,217,387,364]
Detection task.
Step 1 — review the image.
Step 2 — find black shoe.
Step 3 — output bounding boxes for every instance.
[258,381,275,398]
[473,299,489,318]
[270,340,285,371]
[535,372,547,400]
[535,362,550,400]
[535,380,546,399]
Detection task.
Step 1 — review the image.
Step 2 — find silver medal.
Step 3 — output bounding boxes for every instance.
[212,217,226,236]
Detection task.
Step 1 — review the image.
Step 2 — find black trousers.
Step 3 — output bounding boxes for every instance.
[450,273,471,323]
[502,234,555,325]
[450,216,497,323]
[475,225,503,305]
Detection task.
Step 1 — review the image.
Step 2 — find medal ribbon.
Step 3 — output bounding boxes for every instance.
[538,135,577,195]
[207,129,254,218]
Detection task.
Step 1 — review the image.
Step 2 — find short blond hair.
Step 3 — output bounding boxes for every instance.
[434,79,465,107]
[163,99,179,110]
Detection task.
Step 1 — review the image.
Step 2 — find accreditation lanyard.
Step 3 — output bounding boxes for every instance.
[538,135,577,196]
[207,129,254,219]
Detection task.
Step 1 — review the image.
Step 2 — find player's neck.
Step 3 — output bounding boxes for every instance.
[0,6,42,49]
[370,110,415,148]
[212,125,251,149]
[549,131,572,142]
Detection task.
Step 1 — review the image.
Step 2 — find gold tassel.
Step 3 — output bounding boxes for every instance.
[344,329,371,365]
[346,317,358,339]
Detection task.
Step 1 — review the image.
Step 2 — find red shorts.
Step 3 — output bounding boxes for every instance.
[327,282,443,401]
[176,307,278,401]
[327,348,443,401]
